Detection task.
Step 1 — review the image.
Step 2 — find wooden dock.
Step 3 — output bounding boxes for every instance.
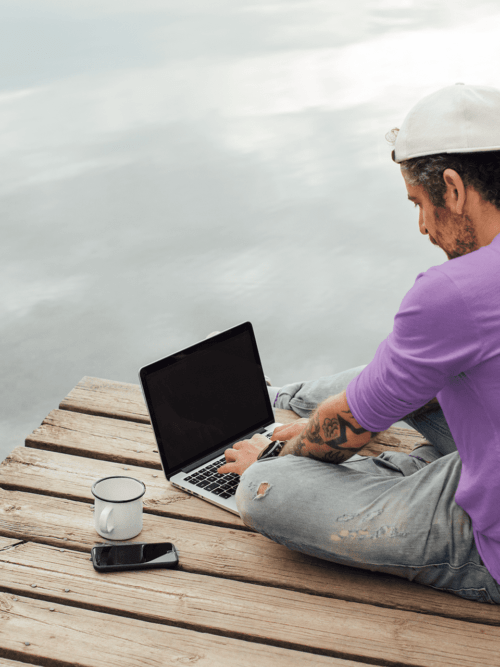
[0,376,499,666]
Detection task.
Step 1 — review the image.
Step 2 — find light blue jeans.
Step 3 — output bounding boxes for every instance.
[236,366,500,604]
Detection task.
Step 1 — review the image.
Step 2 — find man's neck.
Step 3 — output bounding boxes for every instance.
[466,191,500,248]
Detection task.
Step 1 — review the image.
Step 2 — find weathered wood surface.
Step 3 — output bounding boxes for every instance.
[0,538,497,667]
[0,659,43,667]
[4,375,499,667]
[0,591,351,667]
[59,376,301,425]
[52,378,427,459]
[0,488,498,628]
[27,408,161,467]
[0,446,245,529]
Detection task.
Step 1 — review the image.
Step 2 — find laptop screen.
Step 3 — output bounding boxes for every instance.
[139,323,274,478]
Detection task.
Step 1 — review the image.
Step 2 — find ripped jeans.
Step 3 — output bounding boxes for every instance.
[236,366,500,604]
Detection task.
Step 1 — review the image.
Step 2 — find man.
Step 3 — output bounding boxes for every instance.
[217,83,500,604]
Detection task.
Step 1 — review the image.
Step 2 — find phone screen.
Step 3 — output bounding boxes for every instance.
[93,542,175,567]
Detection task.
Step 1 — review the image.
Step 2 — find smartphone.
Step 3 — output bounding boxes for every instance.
[91,542,179,573]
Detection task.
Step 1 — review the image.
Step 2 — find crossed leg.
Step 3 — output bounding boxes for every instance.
[236,448,500,604]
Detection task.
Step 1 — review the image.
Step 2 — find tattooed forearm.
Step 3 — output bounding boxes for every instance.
[282,413,322,457]
[323,416,339,439]
[282,431,366,463]
[279,390,379,464]
[307,450,354,464]
[303,412,324,445]
[282,435,309,458]
[323,414,376,451]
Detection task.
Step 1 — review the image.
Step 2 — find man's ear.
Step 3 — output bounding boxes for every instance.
[443,169,466,214]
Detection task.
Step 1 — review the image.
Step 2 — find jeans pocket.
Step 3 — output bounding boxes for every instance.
[373,451,430,477]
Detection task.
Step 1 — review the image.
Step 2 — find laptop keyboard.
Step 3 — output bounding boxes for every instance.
[183,430,274,499]
[183,455,241,499]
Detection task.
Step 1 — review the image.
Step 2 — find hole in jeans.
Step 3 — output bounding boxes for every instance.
[256,482,270,499]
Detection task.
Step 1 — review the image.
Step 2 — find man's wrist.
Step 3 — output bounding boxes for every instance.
[257,440,286,460]
[278,435,301,457]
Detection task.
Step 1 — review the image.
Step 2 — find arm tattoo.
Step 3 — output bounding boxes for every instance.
[283,408,376,461]
[323,417,340,439]
[307,450,351,464]
[284,435,309,457]
[304,412,324,445]
[322,414,375,451]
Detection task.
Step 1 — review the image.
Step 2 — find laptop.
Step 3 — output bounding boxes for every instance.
[139,322,282,514]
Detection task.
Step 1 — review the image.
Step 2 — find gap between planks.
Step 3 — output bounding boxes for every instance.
[1,445,246,530]
[0,591,359,667]
[0,490,499,628]
[0,538,498,667]
[55,376,427,456]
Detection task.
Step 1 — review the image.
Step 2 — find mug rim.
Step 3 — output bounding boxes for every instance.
[91,476,146,503]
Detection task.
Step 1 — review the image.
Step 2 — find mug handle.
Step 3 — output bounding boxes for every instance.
[99,506,114,535]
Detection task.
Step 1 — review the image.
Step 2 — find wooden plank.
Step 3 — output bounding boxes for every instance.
[0,446,246,530]
[59,376,149,422]
[0,489,498,626]
[44,391,423,463]
[26,409,161,467]
[0,659,43,667]
[0,592,352,667]
[363,425,422,456]
[0,540,497,667]
[58,376,301,426]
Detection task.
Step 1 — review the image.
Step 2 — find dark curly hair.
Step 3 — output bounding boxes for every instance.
[386,128,500,210]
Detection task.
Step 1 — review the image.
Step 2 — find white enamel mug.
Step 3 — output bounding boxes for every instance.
[91,476,146,540]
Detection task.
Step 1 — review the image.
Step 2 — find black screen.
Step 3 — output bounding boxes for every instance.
[94,543,175,566]
[142,325,272,474]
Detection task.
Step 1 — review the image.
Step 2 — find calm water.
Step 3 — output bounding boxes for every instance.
[2,0,500,460]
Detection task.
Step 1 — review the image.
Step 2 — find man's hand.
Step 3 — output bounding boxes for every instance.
[270,418,309,443]
[217,433,270,476]
[216,420,309,477]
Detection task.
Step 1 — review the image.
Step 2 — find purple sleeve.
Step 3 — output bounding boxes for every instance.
[346,268,485,432]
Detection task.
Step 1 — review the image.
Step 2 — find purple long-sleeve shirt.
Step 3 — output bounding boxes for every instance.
[346,232,500,585]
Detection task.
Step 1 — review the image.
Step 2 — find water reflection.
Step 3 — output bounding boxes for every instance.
[2,0,500,458]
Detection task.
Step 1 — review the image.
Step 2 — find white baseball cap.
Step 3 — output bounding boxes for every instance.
[393,83,500,163]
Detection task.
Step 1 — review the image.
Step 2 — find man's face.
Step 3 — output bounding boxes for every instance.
[403,173,480,260]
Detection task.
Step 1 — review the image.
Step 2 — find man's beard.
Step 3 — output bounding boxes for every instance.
[432,209,479,260]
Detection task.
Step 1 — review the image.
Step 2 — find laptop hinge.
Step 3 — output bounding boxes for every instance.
[181,445,228,474]
[180,426,269,474]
